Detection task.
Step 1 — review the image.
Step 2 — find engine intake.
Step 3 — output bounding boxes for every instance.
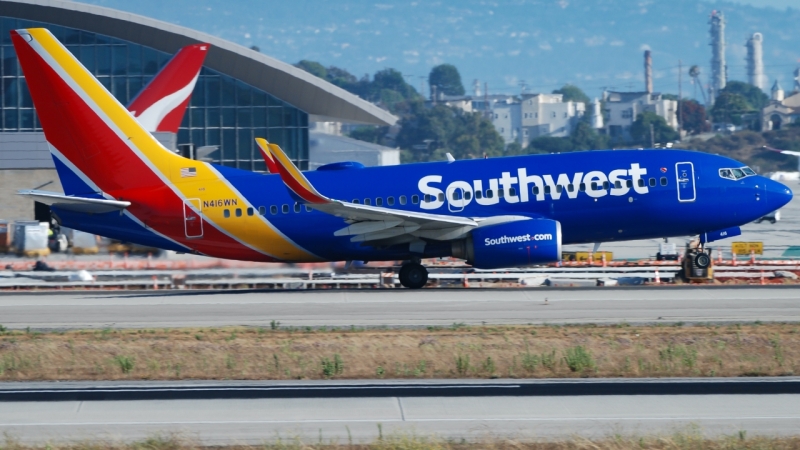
[452,219,562,269]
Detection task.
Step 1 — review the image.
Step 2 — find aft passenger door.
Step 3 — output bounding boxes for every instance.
[183,198,204,238]
[675,162,696,203]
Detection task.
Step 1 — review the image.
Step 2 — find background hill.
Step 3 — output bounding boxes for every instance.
[79,0,800,100]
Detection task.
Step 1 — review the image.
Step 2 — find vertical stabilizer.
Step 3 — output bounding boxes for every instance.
[128,43,209,133]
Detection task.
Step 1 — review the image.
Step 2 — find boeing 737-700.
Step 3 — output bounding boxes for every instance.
[11,28,793,288]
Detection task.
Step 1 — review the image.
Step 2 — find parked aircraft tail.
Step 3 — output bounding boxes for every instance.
[128,43,209,133]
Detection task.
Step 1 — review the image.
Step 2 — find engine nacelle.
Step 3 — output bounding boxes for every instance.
[452,219,562,269]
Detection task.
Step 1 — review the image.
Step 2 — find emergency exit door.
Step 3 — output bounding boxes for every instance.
[183,199,204,238]
[675,162,696,203]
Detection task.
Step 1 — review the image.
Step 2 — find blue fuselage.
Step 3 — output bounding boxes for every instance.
[55,149,793,262]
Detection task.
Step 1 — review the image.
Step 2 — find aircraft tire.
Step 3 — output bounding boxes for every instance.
[400,263,428,289]
[695,253,711,269]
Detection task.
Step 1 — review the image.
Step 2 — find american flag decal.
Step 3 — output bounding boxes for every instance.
[180,167,197,178]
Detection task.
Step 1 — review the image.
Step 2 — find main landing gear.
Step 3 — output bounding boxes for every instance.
[399,261,428,289]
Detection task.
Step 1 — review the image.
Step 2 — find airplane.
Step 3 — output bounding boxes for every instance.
[11,28,794,288]
[127,42,209,133]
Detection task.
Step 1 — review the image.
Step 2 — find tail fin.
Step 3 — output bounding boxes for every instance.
[128,43,209,133]
[11,28,183,194]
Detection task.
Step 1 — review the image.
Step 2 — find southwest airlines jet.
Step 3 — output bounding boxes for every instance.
[12,29,793,288]
[127,42,209,133]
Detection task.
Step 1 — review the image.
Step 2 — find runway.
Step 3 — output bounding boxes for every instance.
[1,286,799,329]
[2,380,799,444]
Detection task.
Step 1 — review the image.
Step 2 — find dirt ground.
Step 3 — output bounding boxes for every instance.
[0,322,798,381]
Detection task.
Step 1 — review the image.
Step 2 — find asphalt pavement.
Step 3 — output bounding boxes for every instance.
[0,286,798,329]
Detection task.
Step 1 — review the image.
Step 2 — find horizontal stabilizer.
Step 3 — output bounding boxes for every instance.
[18,190,130,214]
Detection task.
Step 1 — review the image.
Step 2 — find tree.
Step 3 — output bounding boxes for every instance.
[527,119,608,154]
[396,104,503,162]
[428,64,465,97]
[552,84,590,105]
[678,99,710,134]
[348,126,388,145]
[710,92,752,125]
[630,112,679,145]
[295,60,327,79]
[721,81,769,111]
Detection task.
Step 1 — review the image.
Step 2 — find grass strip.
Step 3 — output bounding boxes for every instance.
[0,322,797,381]
[3,430,800,449]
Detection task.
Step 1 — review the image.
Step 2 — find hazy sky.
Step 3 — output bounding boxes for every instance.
[717,0,799,8]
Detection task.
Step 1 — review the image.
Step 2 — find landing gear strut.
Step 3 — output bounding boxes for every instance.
[399,262,428,289]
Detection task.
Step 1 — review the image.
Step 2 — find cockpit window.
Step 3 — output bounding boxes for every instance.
[719,167,756,180]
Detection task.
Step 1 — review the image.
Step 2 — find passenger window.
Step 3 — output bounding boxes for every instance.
[660,177,667,186]
[412,195,419,204]
[399,195,407,205]
[235,208,242,217]
[649,178,656,187]
[556,185,563,194]
[424,194,431,203]
[258,206,266,216]
[223,209,230,218]
[486,190,494,199]
[544,186,551,194]
[305,205,312,212]
[498,189,505,198]
[281,204,289,214]
[376,198,383,206]
[352,199,360,204]
[270,205,278,215]
[294,203,300,213]
[475,190,483,199]
[602,181,610,190]
[591,182,598,190]
[387,197,395,206]
[567,184,574,192]
[638,179,645,187]
[247,207,254,216]
[451,190,460,200]
[509,187,517,196]
[626,179,633,188]
[465,191,472,201]
[579,183,586,192]
[614,180,622,189]
[364,198,371,205]
[438,193,444,202]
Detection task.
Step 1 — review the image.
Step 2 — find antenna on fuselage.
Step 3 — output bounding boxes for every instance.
[446,153,455,163]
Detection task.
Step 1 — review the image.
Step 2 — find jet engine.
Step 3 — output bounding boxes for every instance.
[451,219,562,269]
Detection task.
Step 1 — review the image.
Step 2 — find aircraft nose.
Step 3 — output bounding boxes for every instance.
[764,178,793,212]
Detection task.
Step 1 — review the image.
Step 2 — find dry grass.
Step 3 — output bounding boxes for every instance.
[3,431,800,450]
[0,323,798,381]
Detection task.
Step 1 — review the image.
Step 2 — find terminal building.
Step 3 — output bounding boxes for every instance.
[0,0,395,220]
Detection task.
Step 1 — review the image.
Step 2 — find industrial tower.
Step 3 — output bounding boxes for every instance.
[746,33,766,91]
[709,10,726,103]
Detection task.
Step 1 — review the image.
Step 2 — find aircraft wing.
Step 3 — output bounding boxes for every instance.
[262,140,527,243]
[17,190,130,214]
[763,146,800,157]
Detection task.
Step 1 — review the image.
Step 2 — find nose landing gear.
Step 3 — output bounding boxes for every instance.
[399,262,429,289]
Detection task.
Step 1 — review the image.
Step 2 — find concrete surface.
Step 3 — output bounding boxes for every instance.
[1,394,798,444]
[0,286,799,329]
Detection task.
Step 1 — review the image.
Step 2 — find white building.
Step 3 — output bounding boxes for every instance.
[603,91,678,141]
[519,93,586,142]
[762,80,800,130]
[490,102,522,145]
